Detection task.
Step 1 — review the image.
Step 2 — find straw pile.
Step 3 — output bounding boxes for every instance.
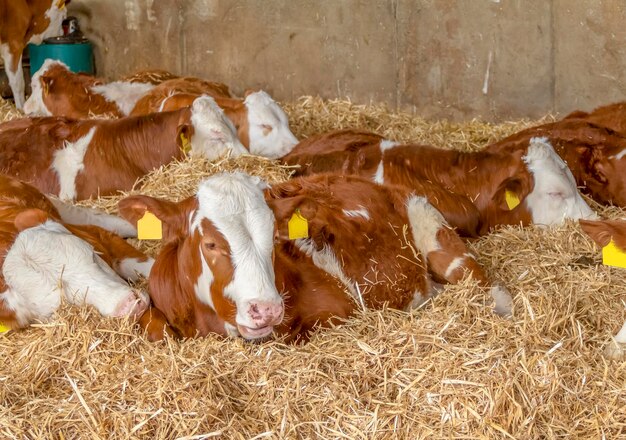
[0,97,23,122]
[1,97,626,439]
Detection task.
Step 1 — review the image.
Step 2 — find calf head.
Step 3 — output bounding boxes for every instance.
[23,59,73,116]
[521,137,597,225]
[186,96,248,160]
[119,172,284,340]
[243,91,299,159]
[573,144,626,206]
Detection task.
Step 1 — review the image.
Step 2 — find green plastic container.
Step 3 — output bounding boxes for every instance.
[28,41,94,74]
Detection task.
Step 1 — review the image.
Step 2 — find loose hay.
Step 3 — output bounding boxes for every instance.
[2,98,626,439]
[0,97,23,122]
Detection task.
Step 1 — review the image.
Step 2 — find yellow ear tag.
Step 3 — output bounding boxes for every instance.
[137,211,162,240]
[180,133,191,155]
[57,0,66,10]
[288,210,309,240]
[0,323,10,334]
[505,189,521,210]
[602,239,626,269]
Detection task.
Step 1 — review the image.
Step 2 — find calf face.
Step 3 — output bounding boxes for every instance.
[189,96,248,159]
[243,91,298,159]
[521,138,597,225]
[119,173,284,340]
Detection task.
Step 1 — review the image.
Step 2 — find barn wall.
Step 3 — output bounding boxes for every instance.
[67,0,626,121]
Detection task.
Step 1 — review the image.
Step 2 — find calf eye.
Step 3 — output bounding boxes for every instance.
[261,124,273,135]
[204,242,216,251]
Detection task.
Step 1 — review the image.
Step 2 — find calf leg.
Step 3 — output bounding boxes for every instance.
[406,195,512,316]
[605,320,626,359]
[138,306,177,342]
[1,44,25,109]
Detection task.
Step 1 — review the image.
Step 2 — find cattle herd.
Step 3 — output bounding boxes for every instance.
[0,2,625,354]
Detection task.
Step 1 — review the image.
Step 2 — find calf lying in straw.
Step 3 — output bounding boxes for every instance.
[579,219,626,358]
[119,172,511,342]
[0,174,152,331]
[283,130,596,235]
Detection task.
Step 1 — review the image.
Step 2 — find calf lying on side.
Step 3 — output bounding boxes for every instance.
[283,130,596,235]
[0,96,246,200]
[23,59,156,118]
[0,175,151,331]
[564,102,626,137]
[118,172,510,342]
[130,87,299,159]
[579,218,626,358]
[487,119,626,207]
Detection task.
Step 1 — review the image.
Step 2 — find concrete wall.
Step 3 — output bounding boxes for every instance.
[67,0,626,121]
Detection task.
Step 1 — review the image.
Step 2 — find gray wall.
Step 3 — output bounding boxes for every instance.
[68,0,626,121]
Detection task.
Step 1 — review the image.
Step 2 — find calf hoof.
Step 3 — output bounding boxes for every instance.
[604,342,626,359]
[113,290,149,318]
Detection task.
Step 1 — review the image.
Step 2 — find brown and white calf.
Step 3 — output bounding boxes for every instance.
[0,174,152,331]
[130,88,299,159]
[118,172,510,343]
[283,130,596,235]
[579,218,626,358]
[0,0,67,109]
[23,59,155,118]
[487,119,626,207]
[0,96,246,200]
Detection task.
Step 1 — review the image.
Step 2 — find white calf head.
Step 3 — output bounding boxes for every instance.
[244,91,298,159]
[523,137,597,225]
[189,96,248,160]
[23,59,68,116]
[118,172,284,341]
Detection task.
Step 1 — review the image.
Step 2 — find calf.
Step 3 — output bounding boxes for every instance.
[564,102,626,136]
[130,89,299,159]
[283,130,596,235]
[0,174,151,331]
[0,0,67,109]
[23,59,155,118]
[118,172,510,343]
[487,119,626,207]
[579,218,626,358]
[0,96,246,200]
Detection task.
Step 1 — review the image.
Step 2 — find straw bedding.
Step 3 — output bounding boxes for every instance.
[1,97,625,439]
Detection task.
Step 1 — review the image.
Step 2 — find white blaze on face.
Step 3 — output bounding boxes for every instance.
[1,221,148,326]
[90,81,155,115]
[244,91,298,159]
[23,59,67,116]
[51,127,97,200]
[190,172,282,329]
[373,140,399,184]
[189,96,248,159]
[523,137,597,226]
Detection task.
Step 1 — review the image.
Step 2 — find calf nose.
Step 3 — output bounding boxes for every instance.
[247,301,284,327]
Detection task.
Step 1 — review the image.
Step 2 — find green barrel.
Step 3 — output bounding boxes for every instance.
[28,41,94,74]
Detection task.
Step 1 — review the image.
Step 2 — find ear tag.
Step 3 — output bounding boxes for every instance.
[137,211,162,240]
[0,323,10,334]
[505,189,521,210]
[43,81,49,97]
[602,239,626,269]
[57,0,65,10]
[288,209,309,240]
[180,133,191,155]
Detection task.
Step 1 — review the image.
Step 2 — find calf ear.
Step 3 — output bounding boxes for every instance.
[579,219,612,247]
[41,76,54,96]
[118,196,192,239]
[176,124,194,152]
[243,89,258,98]
[266,195,319,241]
[14,209,50,231]
[492,176,532,211]
[577,145,608,184]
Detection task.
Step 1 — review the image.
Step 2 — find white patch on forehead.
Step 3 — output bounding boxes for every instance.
[244,91,298,159]
[406,195,446,255]
[191,173,281,326]
[189,96,247,159]
[2,220,142,326]
[380,139,399,152]
[610,149,626,161]
[91,81,154,115]
[23,59,66,116]
[343,207,370,220]
[523,137,597,226]
[52,127,97,200]
[295,238,358,301]
[444,256,465,279]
